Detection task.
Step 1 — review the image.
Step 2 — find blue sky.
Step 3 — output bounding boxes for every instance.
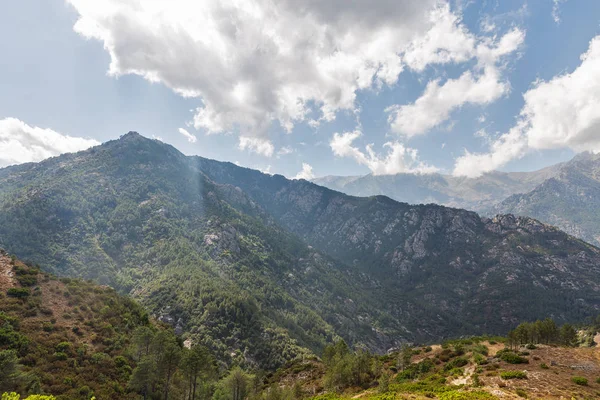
[1,0,600,179]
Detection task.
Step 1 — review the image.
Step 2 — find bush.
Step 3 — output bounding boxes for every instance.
[6,288,30,298]
[437,391,497,400]
[525,344,536,350]
[540,363,549,369]
[515,388,528,398]
[571,376,588,386]
[500,371,527,380]
[444,357,469,371]
[497,350,528,364]
[472,345,489,356]
[473,353,487,365]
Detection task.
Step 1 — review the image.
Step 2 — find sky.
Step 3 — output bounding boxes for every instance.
[1,0,600,179]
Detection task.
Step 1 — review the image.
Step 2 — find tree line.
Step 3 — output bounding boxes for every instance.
[506,318,578,349]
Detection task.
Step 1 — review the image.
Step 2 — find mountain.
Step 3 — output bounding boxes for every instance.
[0,132,599,370]
[491,152,600,247]
[313,165,562,211]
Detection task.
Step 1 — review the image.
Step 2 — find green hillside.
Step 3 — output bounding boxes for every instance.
[1,133,600,372]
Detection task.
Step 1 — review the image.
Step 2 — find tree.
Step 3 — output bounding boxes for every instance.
[222,367,250,400]
[128,356,156,400]
[132,326,154,359]
[181,345,216,400]
[560,324,577,347]
[0,350,20,393]
[158,341,182,400]
[378,371,390,394]
[397,344,412,371]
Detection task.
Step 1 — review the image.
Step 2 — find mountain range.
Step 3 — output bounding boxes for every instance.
[314,152,600,246]
[0,132,599,370]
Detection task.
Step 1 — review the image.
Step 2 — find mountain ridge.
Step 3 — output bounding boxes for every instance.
[0,133,599,369]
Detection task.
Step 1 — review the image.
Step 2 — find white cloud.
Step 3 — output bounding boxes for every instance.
[388,28,525,137]
[0,118,99,167]
[293,163,315,180]
[453,35,600,177]
[178,127,197,143]
[402,4,475,72]
[66,1,507,146]
[276,146,294,158]
[552,0,567,24]
[238,136,274,157]
[330,130,439,175]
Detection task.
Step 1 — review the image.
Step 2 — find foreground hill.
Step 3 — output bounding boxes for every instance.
[0,251,154,398]
[1,133,600,368]
[274,334,600,400]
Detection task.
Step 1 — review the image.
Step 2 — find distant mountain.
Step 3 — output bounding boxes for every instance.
[313,165,562,211]
[0,133,599,369]
[492,152,600,247]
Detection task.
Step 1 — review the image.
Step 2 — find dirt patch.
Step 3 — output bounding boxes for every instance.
[485,341,506,357]
[0,253,15,291]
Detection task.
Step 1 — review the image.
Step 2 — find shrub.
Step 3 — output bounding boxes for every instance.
[472,345,489,356]
[53,352,68,361]
[473,353,488,365]
[444,357,469,371]
[55,342,71,353]
[596,377,600,384]
[525,344,536,350]
[515,388,528,398]
[571,376,588,386]
[540,363,549,369]
[6,288,30,298]
[437,390,497,400]
[424,346,432,353]
[500,371,527,380]
[497,350,528,364]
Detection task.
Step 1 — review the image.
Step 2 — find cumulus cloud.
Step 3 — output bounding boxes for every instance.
[388,27,525,137]
[66,1,504,150]
[238,137,274,157]
[178,127,197,143]
[293,163,315,180]
[0,118,99,167]
[330,130,439,175]
[453,35,600,177]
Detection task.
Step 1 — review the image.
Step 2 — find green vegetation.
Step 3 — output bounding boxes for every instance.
[496,349,528,364]
[0,132,599,374]
[571,376,588,386]
[515,388,528,398]
[0,258,184,399]
[1,394,56,400]
[500,371,527,380]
